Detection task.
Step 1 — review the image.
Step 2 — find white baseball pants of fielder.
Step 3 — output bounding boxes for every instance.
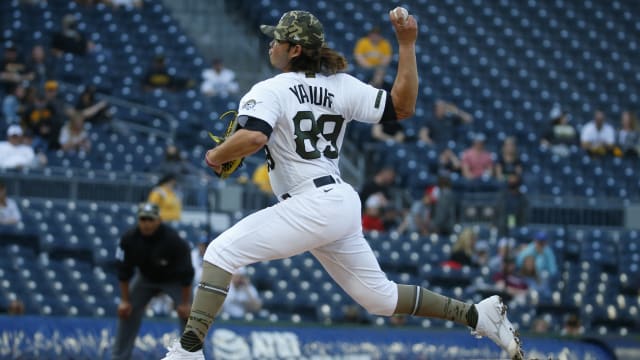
[203,178,398,316]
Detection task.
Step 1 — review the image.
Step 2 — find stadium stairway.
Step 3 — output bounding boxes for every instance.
[159,0,271,93]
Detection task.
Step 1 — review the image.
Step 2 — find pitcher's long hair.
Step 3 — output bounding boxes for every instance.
[289,46,348,75]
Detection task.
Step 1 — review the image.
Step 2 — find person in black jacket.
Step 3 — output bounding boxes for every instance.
[112,203,194,360]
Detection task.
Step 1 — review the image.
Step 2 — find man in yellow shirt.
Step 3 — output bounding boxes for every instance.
[148,173,182,222]
[251,163,272,195]
[353,27,392,69]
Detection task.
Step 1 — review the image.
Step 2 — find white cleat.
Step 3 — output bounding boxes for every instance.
[160,339,205,360]
[472,295,525,360]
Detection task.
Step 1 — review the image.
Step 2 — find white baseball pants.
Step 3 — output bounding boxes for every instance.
[203,178,398,316]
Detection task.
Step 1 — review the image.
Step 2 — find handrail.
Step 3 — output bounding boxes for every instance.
[100,95,178,139]
[59,82,178,140]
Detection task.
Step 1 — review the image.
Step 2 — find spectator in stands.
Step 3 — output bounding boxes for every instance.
[156,144,212,208]
[143,55,193,91]
[112,202,194,360]
[516,231,557,297]
[190,231,212,294]
[531,316,551,334]
[25,45,53,90]
[0,125,39,170]
[341,304,371,324]
[148,173,183,222]
[518,254,550,297]
[43,80,72,118]
[580,110,615,156]
[0,181,21,225]
[251,163,272,196]
[475,240,490,267]
[143,55,173,90]
[75,85,111,125]
[359,167,396,211]
[2,83,26,124]
[398,186,435,235]
[362,193,386,232]
[0,45,33,93]
[21,90,63,151]
[488,237,516,273]
[492,256,529,304]
[540,106,578,157]
[51,14,95,56]
[371,118,405,143]
[430,175,456,236]
[437,147,462,176]
[200,58,239,98]
[7,299,25,315]
[419,100,473,145]
[447,227,480,268]
[368,66,392,91]
[561,313,584,337]
[104,0,144,9]
[353,27,392,72]
[221,267,262,319]
[367,67,397,151]
[493,173,528,236]
[58,111,91,153]
[615,110,640,157]
[494,137,522,182]
[461,133,494,180]
[369,64,403,146]
[157,145,203,180]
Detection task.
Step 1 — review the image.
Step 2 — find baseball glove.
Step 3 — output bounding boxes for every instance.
[207,110,244,179]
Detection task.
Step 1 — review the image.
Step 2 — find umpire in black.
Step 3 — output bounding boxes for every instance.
[112,203,194,360]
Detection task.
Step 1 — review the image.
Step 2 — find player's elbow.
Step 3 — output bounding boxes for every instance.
[246,131,269,148]
[395,108,415,120]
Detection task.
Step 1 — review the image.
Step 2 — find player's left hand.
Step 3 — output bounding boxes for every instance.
[204,150,222,174]
[176,303,191,319]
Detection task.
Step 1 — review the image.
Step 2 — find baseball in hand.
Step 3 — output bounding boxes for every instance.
[390,6,409,24]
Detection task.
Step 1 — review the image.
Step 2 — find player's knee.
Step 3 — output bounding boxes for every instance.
[361,300,396,316]
[358,282,398,316]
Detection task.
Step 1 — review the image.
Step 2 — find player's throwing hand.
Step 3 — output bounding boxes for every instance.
[389,7,417,45]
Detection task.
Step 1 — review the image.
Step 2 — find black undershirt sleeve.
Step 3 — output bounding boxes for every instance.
[238,115,273,138]
[379,92,398,123]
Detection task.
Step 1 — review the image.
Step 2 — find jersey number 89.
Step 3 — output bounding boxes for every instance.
[293,111,344,160]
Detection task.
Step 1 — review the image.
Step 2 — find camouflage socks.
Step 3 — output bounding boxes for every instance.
[395,284,478,328]
[180,262,232,351]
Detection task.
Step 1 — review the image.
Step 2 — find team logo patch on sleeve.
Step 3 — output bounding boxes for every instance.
[242,99,261,111]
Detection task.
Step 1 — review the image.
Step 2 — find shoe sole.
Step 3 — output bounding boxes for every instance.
[498,298,525,360]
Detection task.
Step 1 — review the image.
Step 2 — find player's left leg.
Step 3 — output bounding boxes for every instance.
[311,233,523,359]
[311,234,476,324]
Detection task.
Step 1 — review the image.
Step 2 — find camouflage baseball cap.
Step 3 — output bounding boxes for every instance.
[260,10,325,49]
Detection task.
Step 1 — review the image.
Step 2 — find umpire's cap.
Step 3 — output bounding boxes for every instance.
[260,10,325,49]
[137,202,160,219]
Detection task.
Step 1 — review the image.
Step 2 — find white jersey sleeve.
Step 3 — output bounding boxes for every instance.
[339,74,389,125]
[236,81,281,128]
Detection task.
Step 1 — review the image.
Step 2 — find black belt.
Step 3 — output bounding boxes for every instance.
[281,175,338,200]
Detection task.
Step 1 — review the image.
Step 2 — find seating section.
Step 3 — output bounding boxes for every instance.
[236,0,640,200]
[2,197,639,334]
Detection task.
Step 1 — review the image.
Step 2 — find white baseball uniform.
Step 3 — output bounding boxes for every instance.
[203,72,398,316]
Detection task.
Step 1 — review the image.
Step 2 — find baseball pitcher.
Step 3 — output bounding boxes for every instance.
[164,8,523,360]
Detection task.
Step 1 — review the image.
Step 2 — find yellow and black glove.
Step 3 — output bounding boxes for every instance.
[205,110,244,179]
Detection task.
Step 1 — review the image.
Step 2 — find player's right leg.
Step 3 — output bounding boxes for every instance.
[165,183,358,358]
